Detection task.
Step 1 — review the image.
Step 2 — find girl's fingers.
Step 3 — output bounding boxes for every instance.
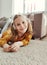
[11,45,20,52]
[3,47,10,52]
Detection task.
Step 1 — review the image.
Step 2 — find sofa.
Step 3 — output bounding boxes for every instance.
[0,17,12,35]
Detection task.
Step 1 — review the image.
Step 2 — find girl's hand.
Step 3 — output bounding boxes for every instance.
[10,42,20,52]
[3,44,11,52]
[10,41,23,52]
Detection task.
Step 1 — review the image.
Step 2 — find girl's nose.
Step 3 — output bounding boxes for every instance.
[21,24,24,28]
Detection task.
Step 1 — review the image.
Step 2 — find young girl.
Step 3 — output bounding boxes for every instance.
[0,15,33,52]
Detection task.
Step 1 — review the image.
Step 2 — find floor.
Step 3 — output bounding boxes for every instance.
[41,36,47,41]
[35,36,47,41]
[0,40,47,65]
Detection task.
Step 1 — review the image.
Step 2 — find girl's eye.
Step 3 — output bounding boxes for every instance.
[17,24,20,26]
[22,21,25,24]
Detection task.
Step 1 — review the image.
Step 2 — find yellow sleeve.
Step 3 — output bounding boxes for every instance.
[0,29,12,47]
[22,34,32,46]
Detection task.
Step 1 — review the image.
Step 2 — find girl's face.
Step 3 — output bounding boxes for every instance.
[13,16,28,34]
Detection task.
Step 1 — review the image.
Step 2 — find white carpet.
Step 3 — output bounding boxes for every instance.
[0,40,47,65]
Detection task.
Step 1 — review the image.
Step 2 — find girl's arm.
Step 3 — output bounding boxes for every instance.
[13,33,32,47]
[22,34,32,46]
[0,29,12,47]
[10,33,32,52]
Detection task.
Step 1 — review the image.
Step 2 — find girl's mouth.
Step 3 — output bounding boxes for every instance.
[20,28,24,30]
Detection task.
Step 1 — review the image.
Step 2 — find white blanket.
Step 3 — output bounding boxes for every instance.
[0,40,47,65]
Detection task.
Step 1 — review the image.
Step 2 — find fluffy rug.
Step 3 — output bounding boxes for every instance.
[0,40,47,65]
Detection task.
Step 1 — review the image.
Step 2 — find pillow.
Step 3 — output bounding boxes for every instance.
[1,18,12,34]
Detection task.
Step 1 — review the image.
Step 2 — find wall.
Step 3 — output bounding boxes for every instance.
[45,0,47,34]
[41,13,47,37]
[0,0,1,17]
[45,0,47,12]
[0,0,12,18]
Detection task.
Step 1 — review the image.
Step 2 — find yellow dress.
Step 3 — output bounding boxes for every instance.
[0,28,32,47]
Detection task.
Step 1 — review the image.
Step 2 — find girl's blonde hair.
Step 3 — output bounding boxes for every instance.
[11,14,33,35]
